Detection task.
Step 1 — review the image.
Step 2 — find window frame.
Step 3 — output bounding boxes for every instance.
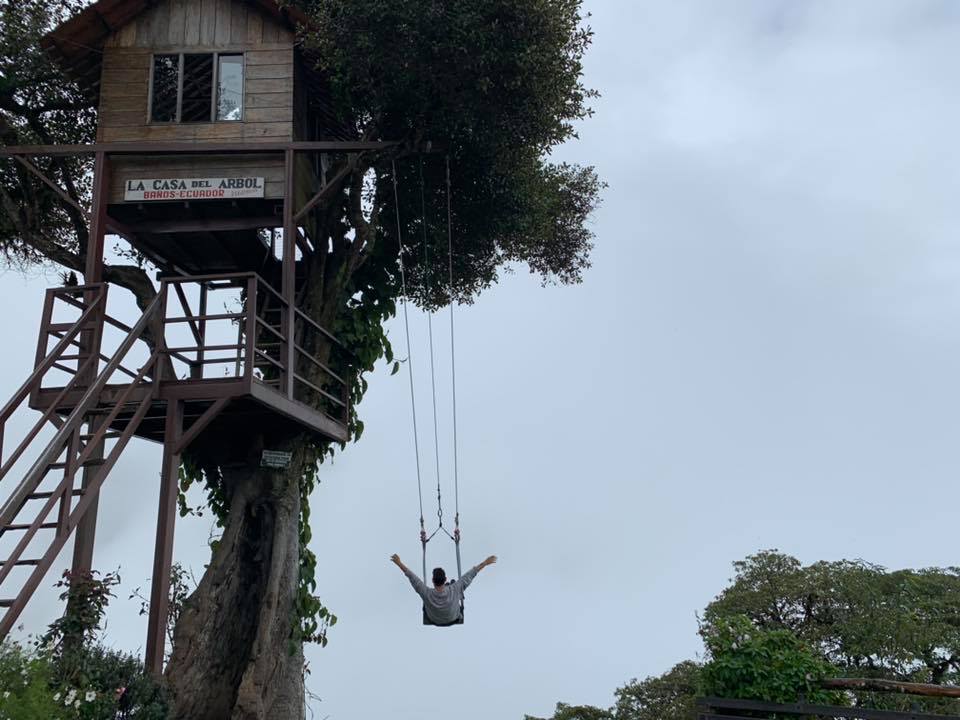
[147,51,245,125]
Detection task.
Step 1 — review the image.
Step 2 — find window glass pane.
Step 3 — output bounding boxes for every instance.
[151,55,179,122]
[217,55,244,121]
[181,54,214,122]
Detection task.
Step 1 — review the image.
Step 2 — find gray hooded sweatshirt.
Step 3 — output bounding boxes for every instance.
[403,565,479,625]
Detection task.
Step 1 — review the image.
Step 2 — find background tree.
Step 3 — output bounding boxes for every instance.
[0,1,603,718]
[702,550,960,685]
[612,661,702,720]
[529,551,960,720]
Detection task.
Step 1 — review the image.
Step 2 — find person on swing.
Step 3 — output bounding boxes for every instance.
[390,553,497,625]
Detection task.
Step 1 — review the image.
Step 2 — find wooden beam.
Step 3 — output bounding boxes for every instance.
[821,678,960,699]
[282,148,296,399]
[173,397,229,455]
[293,162,353,224]
[85,152,109,283]
[145,400,183,677]
[105,215,137,241]
[12,156,89,218]
[129,216,281,234]
[0,141,399,157]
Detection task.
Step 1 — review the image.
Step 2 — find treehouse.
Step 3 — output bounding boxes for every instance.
[0,0,387,673]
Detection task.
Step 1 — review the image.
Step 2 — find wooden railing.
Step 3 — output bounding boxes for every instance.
[0,289,163,637]
[698,696,960,720]
[158,272,351,425]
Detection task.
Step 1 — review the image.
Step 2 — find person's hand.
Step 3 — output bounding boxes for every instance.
[483,555,497,567]
[390,554,402,566]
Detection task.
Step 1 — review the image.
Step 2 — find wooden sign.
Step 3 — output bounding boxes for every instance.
[124,177,265,201]
[260,450,293,469]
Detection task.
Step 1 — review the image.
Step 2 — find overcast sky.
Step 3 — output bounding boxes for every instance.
[6,1,960,718]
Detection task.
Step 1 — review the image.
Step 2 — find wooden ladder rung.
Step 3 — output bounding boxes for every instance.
[0,600,13,608]
[0,559,40,567]
[80,432,122,441]
[26,490,83,501]
[4,523,57,531]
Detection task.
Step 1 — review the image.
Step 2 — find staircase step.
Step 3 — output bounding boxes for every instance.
[80,432,122,441]
[26,490,83,501]
[4,523,57,531]
[0,559,40,567]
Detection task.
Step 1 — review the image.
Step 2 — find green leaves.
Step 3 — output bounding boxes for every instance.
[699,615,842,706]
[299,0,603,307]
[702,550,960,686]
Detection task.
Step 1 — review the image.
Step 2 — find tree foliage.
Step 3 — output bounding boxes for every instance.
[299,0,602,307]
[0,569,167,720]
[699,614,841,705]
[612,661,702,720]
[0,0,154,303]
[530,551,960,720]
[703,550,960,685]
[1,0,603,714]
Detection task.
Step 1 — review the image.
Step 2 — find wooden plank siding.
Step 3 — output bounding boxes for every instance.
[108,154,286,203]
[99,0,295,147]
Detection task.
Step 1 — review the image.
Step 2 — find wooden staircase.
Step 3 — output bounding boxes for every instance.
[0,285,162,637]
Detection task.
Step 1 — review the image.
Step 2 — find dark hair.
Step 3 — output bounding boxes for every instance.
[432,567,447,586]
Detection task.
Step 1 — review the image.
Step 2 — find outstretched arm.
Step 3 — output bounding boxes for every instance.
[459,555,497,591]
[390,554,412,575]
[391,554,428,600]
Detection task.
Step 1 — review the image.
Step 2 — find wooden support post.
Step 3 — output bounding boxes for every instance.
[244,276,256,382]
[196,283,208,380]
[70,416,104,574]
[145,400,183,676]
[85,152,109,284]
[282,148,296,399]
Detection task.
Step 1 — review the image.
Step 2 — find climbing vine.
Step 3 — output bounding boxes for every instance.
[175,263,399,649]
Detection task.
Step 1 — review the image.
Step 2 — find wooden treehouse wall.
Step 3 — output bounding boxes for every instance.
[98,0,299,203]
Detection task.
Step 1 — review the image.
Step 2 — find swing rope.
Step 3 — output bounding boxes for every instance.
[394,155,463,585]
[391,161,427,582]
[446,155,462,580]
[420,156,445,536]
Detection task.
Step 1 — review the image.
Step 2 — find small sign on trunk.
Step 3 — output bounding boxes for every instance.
[261,450,293,469]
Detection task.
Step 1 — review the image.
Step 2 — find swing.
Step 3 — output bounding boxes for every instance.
[393,156,465,627]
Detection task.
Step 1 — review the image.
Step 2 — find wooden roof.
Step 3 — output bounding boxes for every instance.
[41,0,311,102]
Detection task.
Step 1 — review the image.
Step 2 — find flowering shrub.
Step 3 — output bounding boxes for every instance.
[0,639,167,720]
[0,640,61,720]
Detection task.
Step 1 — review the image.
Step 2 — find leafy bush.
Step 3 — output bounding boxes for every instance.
[0,568,167,720]
[0,638,167,720]
[700,615,843,705]
[0,640,62,720]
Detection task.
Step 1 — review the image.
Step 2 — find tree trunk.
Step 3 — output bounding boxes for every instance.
[165,439,308,720]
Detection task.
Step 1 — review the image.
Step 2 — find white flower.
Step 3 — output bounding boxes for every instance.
[2,691,8,698]
[73,699,81,709]
[84,690,96,702]
[53,692,61,702]
[64,688,77,706]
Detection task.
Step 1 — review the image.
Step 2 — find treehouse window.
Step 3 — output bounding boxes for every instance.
[217,55,244,121]
[150,53,244,123]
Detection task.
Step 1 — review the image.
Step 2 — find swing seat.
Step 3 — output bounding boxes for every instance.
[423,606,464,627]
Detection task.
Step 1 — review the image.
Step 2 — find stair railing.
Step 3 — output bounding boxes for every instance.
[0,285,107,482]
[0,291,165,636]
